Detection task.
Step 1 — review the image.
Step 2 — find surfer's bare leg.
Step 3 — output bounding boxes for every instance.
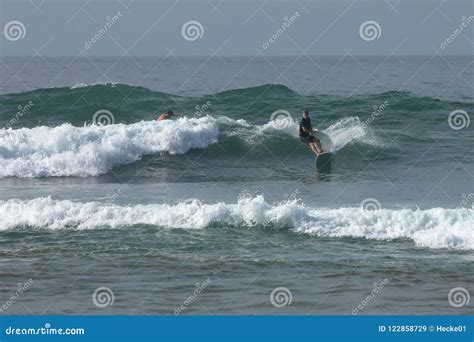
[308,142,320,156]
[312,139,323,154]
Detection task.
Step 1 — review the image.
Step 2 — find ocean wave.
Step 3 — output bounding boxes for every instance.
[223,114,382,155]
[2,83,472,128]
[323,116,380,151]
[0,114,382,177]
[0,117,219,177]
[1,196,472,250]
[70,81,118,89]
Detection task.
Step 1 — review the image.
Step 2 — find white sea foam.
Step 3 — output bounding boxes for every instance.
[323,116,381,151]
[70,82,117,89]
[0,117,219,177]
[1,196,472,250]
[0,115,380,177]
[216,116,251,127]
[259,118,299,137]
[259,115,380,152]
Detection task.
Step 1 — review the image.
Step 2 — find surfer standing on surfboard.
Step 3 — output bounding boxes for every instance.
[299,110,324,156]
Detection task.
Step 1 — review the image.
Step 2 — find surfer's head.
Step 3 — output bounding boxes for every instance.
[166,110,174,116]
[303,110,310,118]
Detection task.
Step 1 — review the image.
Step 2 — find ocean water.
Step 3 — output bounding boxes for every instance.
[0,56,473,315]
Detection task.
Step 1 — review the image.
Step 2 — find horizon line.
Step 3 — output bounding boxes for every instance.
[0,54,472,58]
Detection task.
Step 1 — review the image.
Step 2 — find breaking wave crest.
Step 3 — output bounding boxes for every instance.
[1,196,472,250]
[0,115,382,177]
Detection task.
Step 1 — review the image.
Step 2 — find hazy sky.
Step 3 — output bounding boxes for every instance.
[0,0,473,56]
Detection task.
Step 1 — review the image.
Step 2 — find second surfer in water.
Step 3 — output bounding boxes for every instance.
[299,110,324,156]
[156,110,183,121]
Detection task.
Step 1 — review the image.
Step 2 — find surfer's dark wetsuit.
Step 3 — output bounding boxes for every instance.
[299,117,315,144]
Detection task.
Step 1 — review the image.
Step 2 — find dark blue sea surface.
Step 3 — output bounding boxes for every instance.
[0,56,472,314]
